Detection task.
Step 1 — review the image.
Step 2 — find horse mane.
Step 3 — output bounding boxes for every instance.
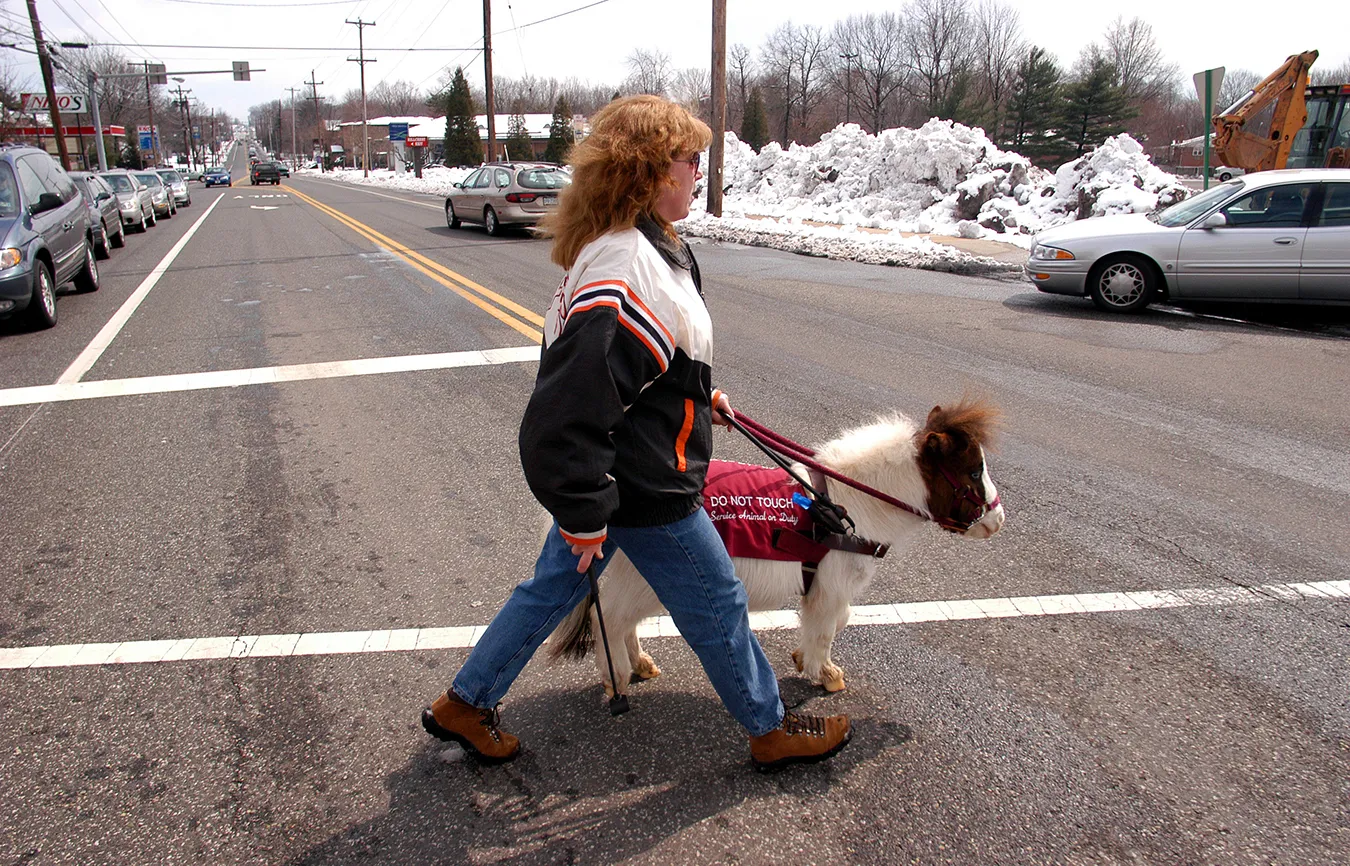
[922,397,1000,448]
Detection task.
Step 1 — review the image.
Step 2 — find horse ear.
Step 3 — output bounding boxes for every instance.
[923,431,952,457]
[927,405,943,425]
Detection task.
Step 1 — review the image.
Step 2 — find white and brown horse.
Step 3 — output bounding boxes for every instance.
[550,399,1005,696]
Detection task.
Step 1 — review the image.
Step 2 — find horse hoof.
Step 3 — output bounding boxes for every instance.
[791,650,804,673]
[632,655,662,681]
[822,676,847,693]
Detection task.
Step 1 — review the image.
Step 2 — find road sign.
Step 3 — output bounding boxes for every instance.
[137,124,160,151]
[405,136,429,148]
[147,63,168,85]
[388,122,408,142]
[21,92,87,114]
[232,61,250,81]
[1193,67,1226,189]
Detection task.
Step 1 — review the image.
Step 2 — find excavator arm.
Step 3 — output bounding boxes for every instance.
[1212,50,1319,172]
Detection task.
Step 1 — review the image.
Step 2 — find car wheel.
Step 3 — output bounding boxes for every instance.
[184,196,191,207]
[484,206,500,236]
[1218,171,1233,182]
[94,225,110,260]
[1089,253,1157,313]
[228,181,232,187]
[147,208,156,228]
[25,261,56,329]
[74,242,100,293]
[164,205,173,219]
[445,201,460,229]
[110,221,125,248]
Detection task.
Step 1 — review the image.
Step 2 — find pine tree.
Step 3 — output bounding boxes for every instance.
[741,86,768,151]
[121,130,141,169]
[1005,47,1064,162]
[1058,56,1136,158]
[441,67,482,167]
[542,95,575,164]
[504,105,532,161]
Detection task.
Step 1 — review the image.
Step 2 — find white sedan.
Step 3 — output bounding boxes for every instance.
[1026,168,1350,312]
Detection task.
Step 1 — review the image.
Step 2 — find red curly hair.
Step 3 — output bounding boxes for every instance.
[542,95,711,270]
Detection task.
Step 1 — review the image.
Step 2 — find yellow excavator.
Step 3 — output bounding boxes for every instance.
[1212,50,1350,171]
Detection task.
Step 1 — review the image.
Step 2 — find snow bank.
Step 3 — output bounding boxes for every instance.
[295,164,475,197]
[697,121,1190,249]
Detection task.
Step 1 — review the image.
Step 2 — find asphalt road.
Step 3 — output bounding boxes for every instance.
[1,146,1346,865]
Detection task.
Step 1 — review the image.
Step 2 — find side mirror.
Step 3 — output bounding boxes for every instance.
[1201,212,1228,229]
[29,192,62,215]
[97,192,111,201]
[452,182,463,189]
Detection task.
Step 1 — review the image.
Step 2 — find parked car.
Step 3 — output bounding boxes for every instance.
[99,169,156,232]
[156,168,191,207]
[203,166,232,187]
[250,161,281,185]
[0,144,99,328]
[1212,166,1246,183]
[70,171,125,259]
[134,171,175,218]
[444,163,571,236]
[275,161,290,178]
[1026,169,1350,312]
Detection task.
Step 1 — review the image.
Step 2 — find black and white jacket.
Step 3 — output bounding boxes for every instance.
[519,219,718,547]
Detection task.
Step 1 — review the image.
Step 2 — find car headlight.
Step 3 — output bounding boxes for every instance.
[0,248,20,269]
[1031,244,1075,261]
[120,199,137,210]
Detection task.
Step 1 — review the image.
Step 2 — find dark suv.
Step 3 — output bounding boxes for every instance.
[250,161,281,185]
[0,146,99,329]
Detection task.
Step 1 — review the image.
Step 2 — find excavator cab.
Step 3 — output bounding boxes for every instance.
[1287,85,1350,169]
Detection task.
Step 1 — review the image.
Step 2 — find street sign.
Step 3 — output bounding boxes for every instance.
[1192,67,1226,189]
[148,63,168,85]
[232,61,250,81]
[21,92,87,114]
[405,136,429,148]
[388,122,408,142]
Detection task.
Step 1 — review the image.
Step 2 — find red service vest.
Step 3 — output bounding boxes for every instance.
[702,461,829,562]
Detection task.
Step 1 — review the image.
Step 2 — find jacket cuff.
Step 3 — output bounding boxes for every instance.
[558,526,607,546]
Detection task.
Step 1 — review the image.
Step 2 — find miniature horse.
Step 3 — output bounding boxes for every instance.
[549,399,1004,696]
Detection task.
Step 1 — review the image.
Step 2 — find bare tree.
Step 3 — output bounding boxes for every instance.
[1311,57,1350,86]
[834,12,906,132]
[669,67,710,119]
[56,46,143,128]
[902,0,975,121]
[729,43,754,129]
[971,0,1024,134]
[368,79,431,116]
[1101,16,1179,103]
[624,48,671,96]
[760,22,832,143]
[1215,68,1262,112]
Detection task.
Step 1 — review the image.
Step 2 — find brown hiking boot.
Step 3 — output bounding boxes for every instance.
[749,711,851,771]
[421,691,521,764]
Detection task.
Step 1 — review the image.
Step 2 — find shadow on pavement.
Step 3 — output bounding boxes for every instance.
[289,683,911,866]
[1004,291,1350,339]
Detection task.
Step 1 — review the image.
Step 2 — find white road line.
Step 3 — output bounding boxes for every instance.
[0,345,539,407]
[292,175,444,210]
[2,579,1343,671]
[57,193,228,385]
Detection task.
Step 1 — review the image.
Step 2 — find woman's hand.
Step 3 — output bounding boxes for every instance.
[571,541,605,573]
[712,389,735,429]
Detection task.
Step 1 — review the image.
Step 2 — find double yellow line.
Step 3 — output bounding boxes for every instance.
[284,184,544,342]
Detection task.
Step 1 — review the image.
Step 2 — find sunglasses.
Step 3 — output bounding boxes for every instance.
[674,153,700,171]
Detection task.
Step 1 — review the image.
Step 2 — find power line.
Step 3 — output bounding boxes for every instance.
[152,0,358,6]
[90,0,156,60]
[88,41,474,52]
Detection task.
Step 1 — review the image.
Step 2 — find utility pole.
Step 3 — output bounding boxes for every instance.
[307,70,324,171]
[483,0,495,162]
[285,86,301,167]
[346,17,376,177]
[88,70,108,170]
[840,52,858,125]
[143,61,161,167]
[170,81,192,169]
[707,0,726,217]
[24,0,71,169]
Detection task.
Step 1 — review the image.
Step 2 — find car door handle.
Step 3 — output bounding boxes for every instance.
[1273,237,1297,245]
[61,221,74,231]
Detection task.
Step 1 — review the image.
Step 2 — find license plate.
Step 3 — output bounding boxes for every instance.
[541,195,557,205]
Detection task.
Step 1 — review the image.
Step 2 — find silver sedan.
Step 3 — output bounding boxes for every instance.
[1026,168,1350,312]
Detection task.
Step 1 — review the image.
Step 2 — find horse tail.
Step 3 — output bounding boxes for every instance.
[548,593,595,662]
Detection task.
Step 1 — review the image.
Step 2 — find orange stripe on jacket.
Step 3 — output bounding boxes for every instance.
[674,399,694,471]
[574,279,675,349]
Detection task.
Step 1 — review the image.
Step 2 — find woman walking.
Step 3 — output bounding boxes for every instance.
[421,95,851,771]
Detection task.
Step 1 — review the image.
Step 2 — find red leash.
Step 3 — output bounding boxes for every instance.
[733,413,936,524]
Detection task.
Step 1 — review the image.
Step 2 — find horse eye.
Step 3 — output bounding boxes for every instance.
[969,468,983,481]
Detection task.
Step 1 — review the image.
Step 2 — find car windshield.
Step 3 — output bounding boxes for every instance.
[207,167,227,174]
[0,164,19,218]
[160,171,182,183]
[135,173,163,188]
[1151,181,1243,227]
[102,173,134,193]
[516,168,570,190]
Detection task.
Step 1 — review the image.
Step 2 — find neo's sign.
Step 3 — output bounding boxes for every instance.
[21,92,87,114]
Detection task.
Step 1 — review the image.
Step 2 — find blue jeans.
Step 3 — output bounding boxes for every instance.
[451,508,785,737]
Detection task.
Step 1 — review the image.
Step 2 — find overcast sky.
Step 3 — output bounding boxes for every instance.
[2,0,1345,122]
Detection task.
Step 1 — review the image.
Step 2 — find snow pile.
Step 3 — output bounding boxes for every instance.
[690,122,1189,249]
[295,164,474,197]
